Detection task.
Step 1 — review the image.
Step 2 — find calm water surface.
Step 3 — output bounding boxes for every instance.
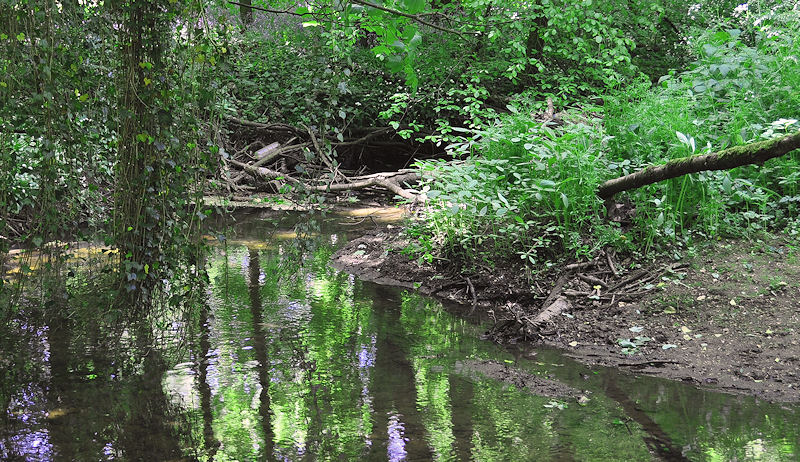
[1,210,798,461]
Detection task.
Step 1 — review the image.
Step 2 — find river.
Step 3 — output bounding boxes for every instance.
[0,209,797,460]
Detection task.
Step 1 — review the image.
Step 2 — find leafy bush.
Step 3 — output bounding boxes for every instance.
[410,105,627,269]
[408,6,800,270]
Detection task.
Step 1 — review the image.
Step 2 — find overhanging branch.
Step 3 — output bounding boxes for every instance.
[351,0,477,38]
[598,130,800,200]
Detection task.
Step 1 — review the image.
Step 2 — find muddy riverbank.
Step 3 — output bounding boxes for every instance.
[332,226,800,403]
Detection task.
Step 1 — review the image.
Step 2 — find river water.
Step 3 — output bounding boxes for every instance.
[0,209,797,461]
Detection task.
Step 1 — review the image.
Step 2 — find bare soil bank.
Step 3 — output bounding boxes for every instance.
[331,226,800,402]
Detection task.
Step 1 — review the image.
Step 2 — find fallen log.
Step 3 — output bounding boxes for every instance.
[598,130,800,199]
[531,296,570,327]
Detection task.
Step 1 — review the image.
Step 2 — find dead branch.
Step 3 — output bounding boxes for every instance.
[564,260,596,271]
[306,172,421,200]
[542,273,570,309]
[605,250,620,278]
[578,273,608,288]
[226,117,306,137]
[228,158,300,183]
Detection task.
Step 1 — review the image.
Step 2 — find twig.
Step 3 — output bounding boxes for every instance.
[606,250,619,278]
[579,273,607,288]
[464,276,477,313]
[351,0,478,38]
[607,268,649,292]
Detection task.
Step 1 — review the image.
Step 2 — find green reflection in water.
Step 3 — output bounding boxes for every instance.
[1,212,799,461]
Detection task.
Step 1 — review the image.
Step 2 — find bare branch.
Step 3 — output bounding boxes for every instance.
[350,0,477,38]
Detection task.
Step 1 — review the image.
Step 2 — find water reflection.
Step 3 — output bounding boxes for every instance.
[1,210,799,461]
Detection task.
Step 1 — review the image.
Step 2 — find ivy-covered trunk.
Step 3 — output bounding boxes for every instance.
[112,0,175,306]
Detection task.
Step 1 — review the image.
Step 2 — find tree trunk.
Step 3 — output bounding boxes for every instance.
[239,0,253,25]
[597,130,800,200]
[523,13,548,78]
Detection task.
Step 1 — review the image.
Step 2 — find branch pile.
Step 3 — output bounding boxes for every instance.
[486,250,687,342]
[219,117,427,201]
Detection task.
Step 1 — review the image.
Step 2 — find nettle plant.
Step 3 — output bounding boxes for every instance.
[411,105,621,270]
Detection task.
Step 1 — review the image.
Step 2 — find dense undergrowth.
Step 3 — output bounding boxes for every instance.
[409,5,800,272]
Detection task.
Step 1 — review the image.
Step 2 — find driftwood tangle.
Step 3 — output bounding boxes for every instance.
[598,130,800,199]
[222,117,424,200]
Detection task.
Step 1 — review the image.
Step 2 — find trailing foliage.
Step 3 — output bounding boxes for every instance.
[110,0,219,306]
[0,0,223,311]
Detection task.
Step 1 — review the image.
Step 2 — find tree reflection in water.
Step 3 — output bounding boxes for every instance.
[1,212,799,461]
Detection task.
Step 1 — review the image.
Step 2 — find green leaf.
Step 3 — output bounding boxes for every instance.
[403,0,425,14]
[722,175,731,194]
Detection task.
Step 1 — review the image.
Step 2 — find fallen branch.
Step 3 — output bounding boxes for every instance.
[578,273,607,288]
[226,117,306,137]
[531,296,571,327]
[598,130,800,199]
[228,158,300,183]
[605,250,619,278]
[228,155,421,200]
[306,172,421,200]
[541,273,569,309]
[563,260,597,271]
[230,142,310,184]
